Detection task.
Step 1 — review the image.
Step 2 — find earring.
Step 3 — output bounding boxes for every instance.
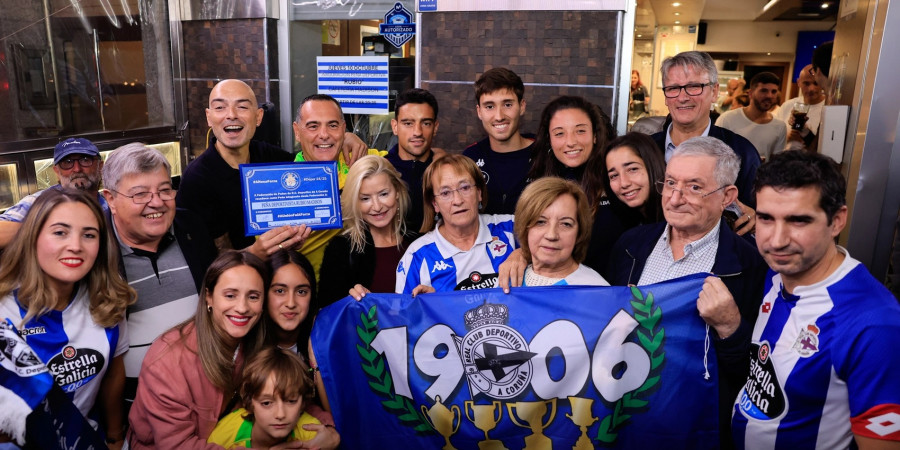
[434,212,441,221]
[207,305,212,313]
[478,201,483,210]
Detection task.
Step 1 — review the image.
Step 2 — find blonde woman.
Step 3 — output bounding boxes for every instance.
[319,155,416,305]
[0,189,135,447]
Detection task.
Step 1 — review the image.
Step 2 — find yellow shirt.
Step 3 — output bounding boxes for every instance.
[207,408,320,449]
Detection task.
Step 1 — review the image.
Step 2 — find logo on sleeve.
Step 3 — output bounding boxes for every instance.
[737,341,787,421]
[792,324,820,357]
[761,302,772,314]
[431,260,453,273]
[865,412,900,437]
[47,346,104,393]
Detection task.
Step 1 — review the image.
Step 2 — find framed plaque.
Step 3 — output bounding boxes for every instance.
[240,161,342,236]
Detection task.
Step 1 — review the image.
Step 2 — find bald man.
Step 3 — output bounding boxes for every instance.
[177,80,363,256]
[773,65,826,151]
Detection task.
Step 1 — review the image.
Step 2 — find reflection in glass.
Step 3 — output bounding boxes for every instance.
[0,165,21,211]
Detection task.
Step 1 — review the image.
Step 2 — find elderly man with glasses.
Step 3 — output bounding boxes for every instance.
[102,142,217,415]
[0,137,108,248]
[609,136,769,450]
[649,51,762,237]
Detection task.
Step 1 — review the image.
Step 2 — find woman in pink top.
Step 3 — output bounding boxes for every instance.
[128,250,270,449]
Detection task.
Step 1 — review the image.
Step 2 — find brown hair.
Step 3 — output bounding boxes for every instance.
[240,347,316,422]
[420,154,487,233]
[474,67,525,104]
[0,189,135,328]
[178,250,270,392]
[514,177,594,264]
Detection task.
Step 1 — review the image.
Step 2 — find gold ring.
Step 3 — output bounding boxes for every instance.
[278,243,284,250]
[746,214,751,221]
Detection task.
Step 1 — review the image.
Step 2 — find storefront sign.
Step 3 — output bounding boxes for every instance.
[380,2,416,47]
[317,56,390,115]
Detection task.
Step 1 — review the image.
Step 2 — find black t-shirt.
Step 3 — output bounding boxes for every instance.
[462,136,533,215]
[176,140,293,249]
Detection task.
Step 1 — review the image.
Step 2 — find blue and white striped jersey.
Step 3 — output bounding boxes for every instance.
[732,249,900,449]
[0,284,127,419]
[395,214,517,293]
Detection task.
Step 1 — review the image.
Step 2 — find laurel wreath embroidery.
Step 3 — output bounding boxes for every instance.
[595,286,666,445]
[357,305,433,433]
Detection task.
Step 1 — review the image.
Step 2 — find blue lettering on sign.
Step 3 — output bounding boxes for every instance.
[381,2,415,48]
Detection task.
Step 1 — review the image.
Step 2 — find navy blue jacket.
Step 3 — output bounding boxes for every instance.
[463,137,533,215]
[609,218,768,449]
[652,125,762,208]
[385,145,433,233]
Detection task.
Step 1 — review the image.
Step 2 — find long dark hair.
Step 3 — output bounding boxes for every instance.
[528,96,615,209]
[603,132,667,223]
[265,249,318,356]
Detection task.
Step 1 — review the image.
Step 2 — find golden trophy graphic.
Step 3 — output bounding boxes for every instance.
[508,398,558,450]
[465,401,509,450]
[421,395,461,450]
[566,396,598,450]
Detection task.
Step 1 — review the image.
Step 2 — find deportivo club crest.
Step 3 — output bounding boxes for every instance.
[453,302,536,399]
[280,171,301,191]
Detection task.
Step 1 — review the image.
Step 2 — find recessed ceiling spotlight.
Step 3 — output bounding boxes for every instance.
[767,52,772,55]
[637,34,643,37]
[675,20,681,24]
[672,2,681,6]
[675,12,681,15]
[821,3,829,8]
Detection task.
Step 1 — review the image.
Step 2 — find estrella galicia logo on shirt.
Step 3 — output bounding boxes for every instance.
[47,346,104,393]
[456,271,498,290]
[431,259,453,273]
[452,302,536,399]
[488,236,508,258]
[737,341,787,420]
[280,171,301,191]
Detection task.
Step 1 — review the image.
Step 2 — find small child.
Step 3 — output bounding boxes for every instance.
[208,347,320,449]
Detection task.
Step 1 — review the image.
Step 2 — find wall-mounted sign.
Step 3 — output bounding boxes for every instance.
[418,0,437,12]
[380,2,416,48]
[317,56,390,115]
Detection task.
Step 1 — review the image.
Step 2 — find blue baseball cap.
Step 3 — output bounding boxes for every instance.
[54,138,100,165]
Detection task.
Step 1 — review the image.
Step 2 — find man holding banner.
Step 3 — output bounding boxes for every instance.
[731,151,900,449]
[608,136,768,449]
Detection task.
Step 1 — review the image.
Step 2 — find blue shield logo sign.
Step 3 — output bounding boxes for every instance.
[380,2,415,48]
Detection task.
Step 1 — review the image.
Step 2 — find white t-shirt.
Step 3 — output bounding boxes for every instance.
[774,97,825,151]
[716,108,787,160]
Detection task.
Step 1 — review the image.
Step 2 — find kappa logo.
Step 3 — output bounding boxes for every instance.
[431,260,453,273]
[488,236,507,258]
[452,302,536,399]
[792,324,820,357]
[397,261,406,274]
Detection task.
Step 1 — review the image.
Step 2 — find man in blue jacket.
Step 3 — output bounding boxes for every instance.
[609,136,768,450]
[650,51,761,234]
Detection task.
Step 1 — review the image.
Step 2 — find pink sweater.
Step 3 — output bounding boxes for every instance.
[127,324,239,449]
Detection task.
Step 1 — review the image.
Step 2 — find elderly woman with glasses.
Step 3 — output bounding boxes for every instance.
[514,177,609,286]
[395,154,518,295]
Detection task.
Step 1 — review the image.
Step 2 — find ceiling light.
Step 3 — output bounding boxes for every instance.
[763,0,779,12]
[672,2,681,6]
[767,52,772,55]
[637,34,643,37]
[821,3,829,8]
[675,20,681,24]
[675,12,681,16]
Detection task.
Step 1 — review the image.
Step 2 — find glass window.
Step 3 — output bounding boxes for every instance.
[0,164,21,211]
[0,0,174,144]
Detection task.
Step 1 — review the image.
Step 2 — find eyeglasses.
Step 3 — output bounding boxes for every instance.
[434,184,475,202]
[109,188,176,204]
[662,82,716,98]
[656,180,726,198]
[57,156,98,170]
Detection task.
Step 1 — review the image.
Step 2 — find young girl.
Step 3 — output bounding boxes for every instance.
[208,347,319,449]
